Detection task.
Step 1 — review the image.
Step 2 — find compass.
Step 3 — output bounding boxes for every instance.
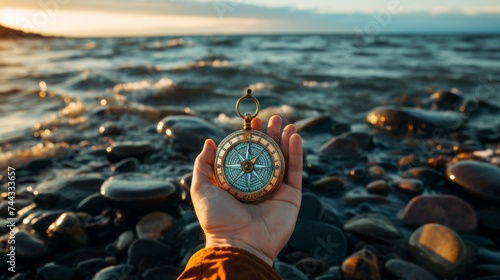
[214,89,285,203]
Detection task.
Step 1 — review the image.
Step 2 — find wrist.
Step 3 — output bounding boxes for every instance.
[205,236,274,267]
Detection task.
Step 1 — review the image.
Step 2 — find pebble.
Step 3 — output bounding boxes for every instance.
[343,214,403,244]
[366,180,388,195]
[77,258,108,279]
[294,115,346,135]
[0,231,47,260]
[385,259,437,280]
[77,193,109,216]
[156,115,222,151]
[98,121,120,136]
[37,262,75,280]
[400,195,478,232]
[115,230,135,253]
[446,160,500,203]
[0,199,33,218]
[289,220,347,265]
[33,174,105,209]
[298,193,325,221]
[478,248,500,265]
[311,176,345,195]
[368,166,385,180]
[179,172,192,202]
[275,261,308,280]
[100,173,181,211]
[136,211,175,240]
[141,265,182,280]
[401,167,443,187]
[395,179,424,195]
[341,249,381,280]
[474,265,500,278]
[127,239,176,272]
[46,212,89,248]
[319,136,363,158]
[341,131,374,150]
[408,223,476,279]
[24,210,63,235]
[111,157,140,173]
[92,264,133,280]
[366,106,464,134]
[106,141,154,162]
[430,90,463,110]
[294,257,326,277]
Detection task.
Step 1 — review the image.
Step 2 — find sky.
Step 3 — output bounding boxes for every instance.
[0,0,499,37]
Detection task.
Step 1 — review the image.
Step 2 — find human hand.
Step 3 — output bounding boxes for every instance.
[190,115,303,266]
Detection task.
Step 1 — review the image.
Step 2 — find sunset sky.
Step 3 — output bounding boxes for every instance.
[0,0,499,37]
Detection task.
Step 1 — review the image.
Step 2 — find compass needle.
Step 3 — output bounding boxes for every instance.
[245,142,250,160]
[254,164,271,170]
[226,164,242,169]
[247,173,251,191]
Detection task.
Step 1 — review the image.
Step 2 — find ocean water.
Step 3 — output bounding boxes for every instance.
[0,34,499,169]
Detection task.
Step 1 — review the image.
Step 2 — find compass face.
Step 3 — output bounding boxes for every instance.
[215,130,285,202]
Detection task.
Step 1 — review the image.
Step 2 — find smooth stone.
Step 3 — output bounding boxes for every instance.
[25,158,54,173]
[77,258,108,279]
[395,179,424,195]
[99,121,120,136]
[408,223,475,279]
[294,257,326,277]
[77,193,109,216]
[33,175,104,209]
[474,265,500,277]
[366,180,388,195]
[294,115,345,135]
[25,211,63,235]
[179,172,192,202]
[341,249,381,280]
[289,220,347,265]
[46,212,88,248]
[115,230,135,253]
[478,248,500,265]
[100,173,181,211]
[446,160,500,203]
[385,259,437,280]
[0,198,33,218]
[111,157,140,173]
[344,214,403,244]
[136,211,175,240]
[106,141,154,162]
[401,167,443,187]
[311,176,345,195]
[398,155,421,170]
[141,265,182,280]
[37,262,75,280]
[127,239,176,270]
[175,222,204,257]
[348,167,366,183]
[92,265,133,280]
[275,261,307,280]
[366,106,464,134]
[430,90,463,110]
[156,115,222,151]
[0,231,47,260]
[477,209,500,232]
[400,195,478,232]
[368,166,385,181]
[319,137,363,158]
[342,195,389,206]
[341,131,374,150]
[298,193,325,221]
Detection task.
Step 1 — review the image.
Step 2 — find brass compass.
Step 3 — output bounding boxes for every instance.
[214,89,285,203]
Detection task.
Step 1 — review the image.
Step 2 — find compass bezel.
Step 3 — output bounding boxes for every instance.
[214,129,285,203]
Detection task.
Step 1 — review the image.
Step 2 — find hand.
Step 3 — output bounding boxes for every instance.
[191,115,303,266]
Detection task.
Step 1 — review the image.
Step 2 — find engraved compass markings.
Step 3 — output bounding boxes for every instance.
[226,164,242,169]
[234,170,245,181]
[245,142,250,160]
[252,170,266,184]
[236,149,246,161]
[246,173,252,191]
[254,164,271,170]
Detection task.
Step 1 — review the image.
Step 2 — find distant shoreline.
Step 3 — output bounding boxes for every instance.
[0,24,46,39]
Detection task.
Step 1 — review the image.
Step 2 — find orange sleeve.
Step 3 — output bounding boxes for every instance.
[177,246,282,280]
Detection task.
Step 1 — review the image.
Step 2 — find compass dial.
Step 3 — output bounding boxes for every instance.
[214,130,285,202]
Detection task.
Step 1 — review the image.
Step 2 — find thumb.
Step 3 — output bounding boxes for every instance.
[191,139,217,199]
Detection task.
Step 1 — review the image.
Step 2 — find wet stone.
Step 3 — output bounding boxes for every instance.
[92,264,134,280]
[115,230,135,253]
[180,172,193,202]
[136,211,175,240]
[127,239,176,272]
[430,89,463,110]
[385,259,437,280]
[0,231,47,260]
[99,121,120,136]
[395,179,424,195]
[111,157,140,173]
[156,115,222,151]
[275,261,308,280]
[77,258,108,279]
[408,223,476,279]
[77,193,109,216]
[474,265,500,277]
[368,166,385,181]
[294,257,326,277]
[37,262,75,280]
[298,193,325,221]
[344,214,403,244]
[311,176,345,195]
[294,115,346,135]
[446,160,500,203]
[366,180,388,195]
[477,209,500,232]
[289,220,347,265]
[24,210,63,235]
[106,141,154,162]
[0,198,33,218]
[401,167,443,187]
[341,249,381,280]
[341,131,374,150]
[400,195,478,232]
[319,136,363,159]
[100,173,181,211]
[478,248,500,265]
[366,106,464,134]
[33,174,105,209]
[46,212,88,248]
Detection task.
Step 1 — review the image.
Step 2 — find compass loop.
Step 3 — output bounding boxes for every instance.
[236,88,260,121]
